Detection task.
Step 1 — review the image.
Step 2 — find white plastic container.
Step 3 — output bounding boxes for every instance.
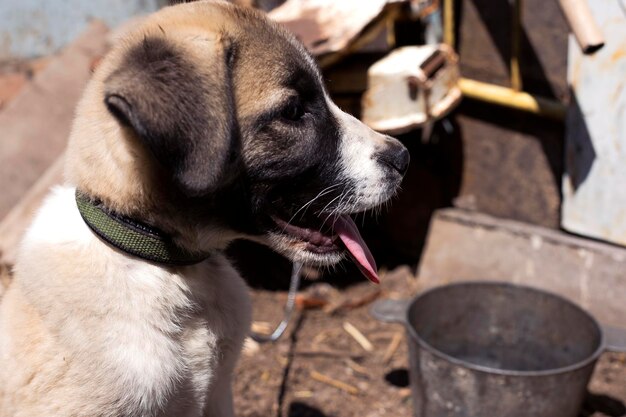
[362,44,461,134]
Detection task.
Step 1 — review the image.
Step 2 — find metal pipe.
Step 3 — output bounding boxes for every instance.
[557,0,605,54]
[386,13,396,50]
[459,78,566,120]
[443,0,455,49]
[510,0,523,91]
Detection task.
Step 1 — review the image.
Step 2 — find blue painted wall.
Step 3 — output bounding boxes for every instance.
[0,0,168,59]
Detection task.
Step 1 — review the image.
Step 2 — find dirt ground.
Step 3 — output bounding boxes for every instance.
[234,265,626,417]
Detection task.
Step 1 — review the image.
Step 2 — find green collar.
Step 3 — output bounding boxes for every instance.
[75,190,210,266]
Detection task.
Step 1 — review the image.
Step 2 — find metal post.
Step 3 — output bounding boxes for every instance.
[510,0,523,91]
[443,0,455,49]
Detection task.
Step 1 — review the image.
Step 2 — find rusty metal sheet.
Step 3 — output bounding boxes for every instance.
[269,0,391,56]
[561,0,626,245]
[269,0,436,56]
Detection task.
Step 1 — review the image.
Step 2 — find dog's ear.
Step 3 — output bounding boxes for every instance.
[104,35,236,196]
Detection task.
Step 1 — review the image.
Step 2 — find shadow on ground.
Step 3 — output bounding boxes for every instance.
[288,402,329,417]
[581,392,626,417]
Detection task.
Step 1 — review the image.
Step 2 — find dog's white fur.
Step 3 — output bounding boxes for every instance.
[0,187,251,417]
[331,102,398,212]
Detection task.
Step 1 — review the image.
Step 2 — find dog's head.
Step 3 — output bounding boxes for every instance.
[67,1,408,281]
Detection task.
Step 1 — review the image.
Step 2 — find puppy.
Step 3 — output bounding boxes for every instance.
[0,1,409,416]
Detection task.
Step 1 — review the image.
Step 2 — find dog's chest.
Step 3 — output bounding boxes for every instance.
[76,258,251,417]
[127,259,252,415]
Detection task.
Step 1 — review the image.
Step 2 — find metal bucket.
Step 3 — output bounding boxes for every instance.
[371,282,626,417]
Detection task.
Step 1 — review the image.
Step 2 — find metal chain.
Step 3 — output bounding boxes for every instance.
[250,262,302,343]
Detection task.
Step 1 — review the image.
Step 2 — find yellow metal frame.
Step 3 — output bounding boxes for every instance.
[459,79,566,120]
[443,0,566,120]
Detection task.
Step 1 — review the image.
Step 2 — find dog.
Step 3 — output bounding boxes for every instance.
[0,1,409,416]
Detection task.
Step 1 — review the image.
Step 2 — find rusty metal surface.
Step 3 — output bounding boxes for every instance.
[269,0,439,60]
[455,104,564,228]
[269,0,391,56]
[458,0,570,100]
[453,0,567,228]
[362,44,461,134]
[562,0,626,246]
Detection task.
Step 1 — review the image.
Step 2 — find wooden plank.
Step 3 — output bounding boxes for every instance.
[419,208,626,328]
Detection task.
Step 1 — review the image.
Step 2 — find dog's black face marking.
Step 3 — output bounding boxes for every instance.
[101,7,408,266]
[238,68,349,232]
[104,36,238,196]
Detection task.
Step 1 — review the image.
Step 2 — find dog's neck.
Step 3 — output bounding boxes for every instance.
[75,189,211,266]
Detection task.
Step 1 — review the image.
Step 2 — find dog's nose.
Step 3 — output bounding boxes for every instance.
[377,142,410,176]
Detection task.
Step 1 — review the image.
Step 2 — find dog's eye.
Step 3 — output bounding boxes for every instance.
[280,100,305,122]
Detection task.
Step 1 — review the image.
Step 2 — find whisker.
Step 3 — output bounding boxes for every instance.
[319,192,344,216]
[285,182,342,227]
[321,190,351,229]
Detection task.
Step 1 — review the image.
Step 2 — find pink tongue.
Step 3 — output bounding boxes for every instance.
[333,215,379,284]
